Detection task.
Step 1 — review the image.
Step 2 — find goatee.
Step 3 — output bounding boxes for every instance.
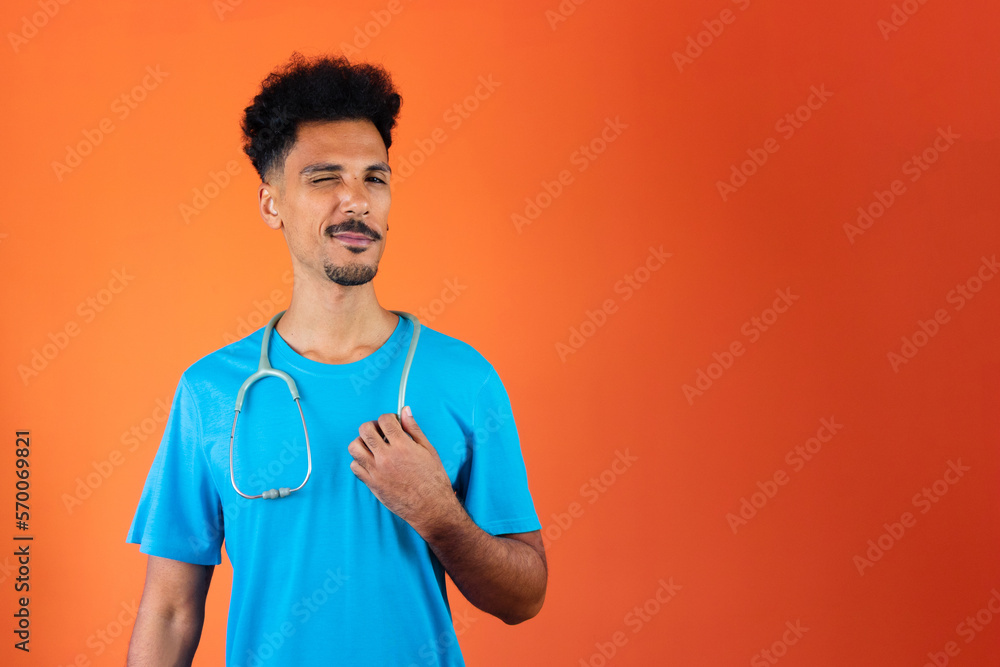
[323,260,377,286]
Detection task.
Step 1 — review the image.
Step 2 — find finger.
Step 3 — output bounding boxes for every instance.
[349,458,371,483]
[378,412,407,445]
[358,420,387,453]
[348,437,373,463]
[400,406,432,449]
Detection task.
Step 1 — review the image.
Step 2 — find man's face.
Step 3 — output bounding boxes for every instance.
[262,118,391,287]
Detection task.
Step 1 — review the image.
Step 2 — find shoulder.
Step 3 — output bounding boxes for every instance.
[176,329,264,396]
[409,321,498,389]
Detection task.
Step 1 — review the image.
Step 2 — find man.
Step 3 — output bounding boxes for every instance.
[126,53,546,666]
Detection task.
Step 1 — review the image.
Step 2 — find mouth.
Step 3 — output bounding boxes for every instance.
[331,233,375,248]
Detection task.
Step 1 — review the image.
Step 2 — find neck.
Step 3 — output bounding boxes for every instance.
[275,277,398,365]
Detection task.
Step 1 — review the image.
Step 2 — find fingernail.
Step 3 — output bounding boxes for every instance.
[404,405,412,418]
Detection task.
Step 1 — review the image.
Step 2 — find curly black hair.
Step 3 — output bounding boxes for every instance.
[241,52,402,182]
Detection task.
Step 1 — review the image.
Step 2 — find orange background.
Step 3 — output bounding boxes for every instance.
[3,0,1000,665]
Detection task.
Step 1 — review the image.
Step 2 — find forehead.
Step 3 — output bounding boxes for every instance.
[285,119,388,170]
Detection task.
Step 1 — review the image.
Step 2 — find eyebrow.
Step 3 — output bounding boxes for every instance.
[300,161,392,177]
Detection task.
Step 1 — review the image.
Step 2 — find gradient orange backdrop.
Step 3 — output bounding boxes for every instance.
[3,0,1000,665]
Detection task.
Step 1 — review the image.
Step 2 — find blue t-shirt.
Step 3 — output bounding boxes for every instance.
[126,314,541,666]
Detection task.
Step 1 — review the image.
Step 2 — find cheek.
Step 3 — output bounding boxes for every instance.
[373,192,391,218]
[288,202,329,236]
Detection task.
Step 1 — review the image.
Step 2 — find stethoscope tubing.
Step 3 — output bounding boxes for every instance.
[229,309,420,500]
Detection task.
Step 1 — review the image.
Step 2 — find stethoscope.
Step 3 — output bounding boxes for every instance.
[229,309,421,500]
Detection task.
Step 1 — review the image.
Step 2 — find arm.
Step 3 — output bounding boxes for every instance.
[127,555,214,666]
[423,516,547,625]
[348,409,547,624]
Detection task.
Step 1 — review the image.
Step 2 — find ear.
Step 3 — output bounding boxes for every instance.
[258,182,282,230]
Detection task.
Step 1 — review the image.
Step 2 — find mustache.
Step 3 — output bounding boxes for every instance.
[325,218,382,241]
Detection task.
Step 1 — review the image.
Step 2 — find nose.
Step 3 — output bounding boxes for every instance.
[339,175,370,217]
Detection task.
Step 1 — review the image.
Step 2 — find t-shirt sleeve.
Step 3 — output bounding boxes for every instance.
[461,368,541,536]
[126,374,224,565]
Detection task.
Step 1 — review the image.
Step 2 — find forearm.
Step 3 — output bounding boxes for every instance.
[127,605,204,666]
[416,498,546,625]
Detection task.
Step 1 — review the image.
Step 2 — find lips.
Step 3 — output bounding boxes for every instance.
[332,233,374,246]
